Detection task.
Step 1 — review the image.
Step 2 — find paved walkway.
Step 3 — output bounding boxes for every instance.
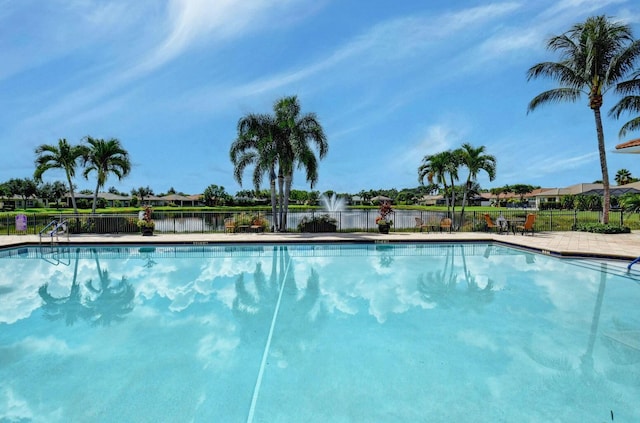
[3,230,640,260]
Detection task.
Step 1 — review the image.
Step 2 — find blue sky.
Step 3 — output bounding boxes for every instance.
[2,0,640,196]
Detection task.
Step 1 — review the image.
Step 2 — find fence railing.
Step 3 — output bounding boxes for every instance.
[0,209,635,235]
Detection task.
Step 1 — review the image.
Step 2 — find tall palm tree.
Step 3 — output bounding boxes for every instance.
[418,150,460,226]
[527,15,640,224]
[615,168,632,185]
[459,143,496,229]
[272,96,328,231]
[82,137,131,214]
[610,70,640,137]
[230,112,280,230]
[33,138,88,214]
[230,96,327,232]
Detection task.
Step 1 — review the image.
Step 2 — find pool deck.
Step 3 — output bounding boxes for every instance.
[2,230,640,261]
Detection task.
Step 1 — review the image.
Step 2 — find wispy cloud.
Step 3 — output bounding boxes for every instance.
[132,0,307,76]
[530,151,599,178]
[395,123,466,176]
[181,2,525,112]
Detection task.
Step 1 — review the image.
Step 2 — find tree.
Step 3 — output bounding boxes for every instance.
[6,178,38,210]
[527,15,640,224]
[38,181,68,208]
[230,112,280,229]
[615,168,633,185]
[610,70,640,137]
[510,184,537,204]
[131,186,154,205]
[82,137,131,214]
[230,96,328,232]
[489,185,511,207]
[272,96,328,231]
[458,143,496,229]
[0,182,10,200]
[203,184,230,206]
[418,150,461,226]
[619,192,640,213]
[108,186,127,196]
[34,138,88,214]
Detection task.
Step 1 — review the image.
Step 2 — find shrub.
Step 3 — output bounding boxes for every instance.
[574,222,630,234]
[298,214,338,232]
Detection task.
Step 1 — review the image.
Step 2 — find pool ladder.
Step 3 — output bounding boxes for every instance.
[628,257,640,270]
[39,219,69,245]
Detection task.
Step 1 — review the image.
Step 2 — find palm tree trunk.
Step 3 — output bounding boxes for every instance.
[92,180,100,214]
[459,178,471,231]
[449,174,456,229]
[277,173,285,231]
[593,108,610,224]
[443,181,450,219]
[282,174,292,231]
[270,172,278,232]
[65,170,79,214]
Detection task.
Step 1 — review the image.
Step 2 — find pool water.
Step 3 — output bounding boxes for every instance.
[1,243,639,422]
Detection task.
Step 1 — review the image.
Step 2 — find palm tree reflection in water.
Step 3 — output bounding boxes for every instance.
[417,245,494,310]
[38,248,88,326]
[38,248,135,327]
[232,246,323,364]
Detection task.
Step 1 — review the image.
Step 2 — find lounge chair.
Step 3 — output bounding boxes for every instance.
[224,218,235,233]
[516,214,536,236]
[415,217,430,232]
[483,214,502,233]
[440,217,452,233]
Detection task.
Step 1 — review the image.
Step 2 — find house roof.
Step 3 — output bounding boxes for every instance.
[615,137,640,153]
[161,194,194,201]
[538,183,603,196]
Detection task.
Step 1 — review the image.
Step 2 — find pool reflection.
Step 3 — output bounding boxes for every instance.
[38,248,135,327]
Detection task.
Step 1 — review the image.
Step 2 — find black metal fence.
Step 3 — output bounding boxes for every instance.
[0,209,635,236]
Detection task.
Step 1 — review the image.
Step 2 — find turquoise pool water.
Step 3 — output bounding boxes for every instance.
[0,243,639,422]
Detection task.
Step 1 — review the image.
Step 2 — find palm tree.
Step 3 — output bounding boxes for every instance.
[82,137,131,214]
[615,168,633,185]
[458,143,496,229]
[610,70,640,137]
[272,96,328,231]
[527,15,640,224]
[619,192,640,213]
[418,150,461,226]
[231,96,328,232]
[34,138,88,214]
[230,112,280,230]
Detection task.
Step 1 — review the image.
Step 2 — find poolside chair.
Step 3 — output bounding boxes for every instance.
[516,214,536,236]
[440,217,452,233]
[224,218,235,233]
[483,214,502,233]
[415,217,430,232]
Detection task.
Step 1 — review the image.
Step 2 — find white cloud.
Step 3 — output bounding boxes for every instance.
[133,0,306,75]
[394,123,467,177]
[536,151,599,174]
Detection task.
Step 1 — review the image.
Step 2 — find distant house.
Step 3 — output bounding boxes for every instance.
[534,183,640,208]
[483,188,549,208]
[350,195,364,205]
[418,195,445,206]
[161,194,201,207]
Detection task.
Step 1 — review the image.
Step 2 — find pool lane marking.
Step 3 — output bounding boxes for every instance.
[246,250,292,423]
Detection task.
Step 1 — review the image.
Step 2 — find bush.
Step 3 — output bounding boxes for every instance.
[574,222,630,234]
[298,214,338,232]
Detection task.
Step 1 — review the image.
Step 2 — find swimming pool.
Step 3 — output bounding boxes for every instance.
[0,243,639,422]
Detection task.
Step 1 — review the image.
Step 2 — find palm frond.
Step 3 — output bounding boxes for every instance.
[527,88,581,113]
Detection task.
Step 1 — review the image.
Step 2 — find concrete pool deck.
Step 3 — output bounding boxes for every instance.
[2,230,640,261]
